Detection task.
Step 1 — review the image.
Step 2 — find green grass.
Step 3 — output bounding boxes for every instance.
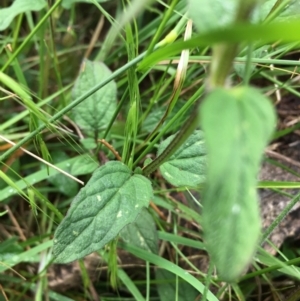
[2,0,300,300]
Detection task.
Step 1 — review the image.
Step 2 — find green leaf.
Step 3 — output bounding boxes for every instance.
[80,137,97,150]
[62,0,110,9]
[188,0,300,34]
[233,45,270,79]
[120,208,158,254]
[200,86,276,282]
[188,0,237,34]
[53,161,153,263]
[133,166,143,175]
[70,155,99,175]
[72,60,117,135]
[142,100,192,134]
[0,0,46,31]
[253,0,277,21]
[48,151,79,197]
[158,130,206,187]
[276,0,300,20]
[156,269,199,301]
[0,237,21,253]
[255,0,300,21]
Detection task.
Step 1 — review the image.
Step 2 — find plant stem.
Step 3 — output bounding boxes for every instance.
[133,85,204,168]
[142,101,199,176]
[208,43,239,88]
[235,0,258,23]
[208,0,259,88]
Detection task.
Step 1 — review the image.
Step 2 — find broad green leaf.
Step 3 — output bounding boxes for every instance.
[72,60,117,135]
[120,208,158,254]
[276,0,300,20]
[80,137,97,150]
[0,237,21,253]
[200,86,276,282]
[62,0,110,9]
[0,0,46,31]
[53,161,153,263]
[234,45,270,79]
[156,269,199,301]
[253,0,278,21]
[188,0,300,34]
[158,130,206,187]
[70,155,99,175]
[142,100,192,133]
[188,0,237,34]
[254,0,300,21]
[48,152,79,197]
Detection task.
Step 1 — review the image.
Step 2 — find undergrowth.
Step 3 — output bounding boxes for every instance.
[2,0,300,300]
